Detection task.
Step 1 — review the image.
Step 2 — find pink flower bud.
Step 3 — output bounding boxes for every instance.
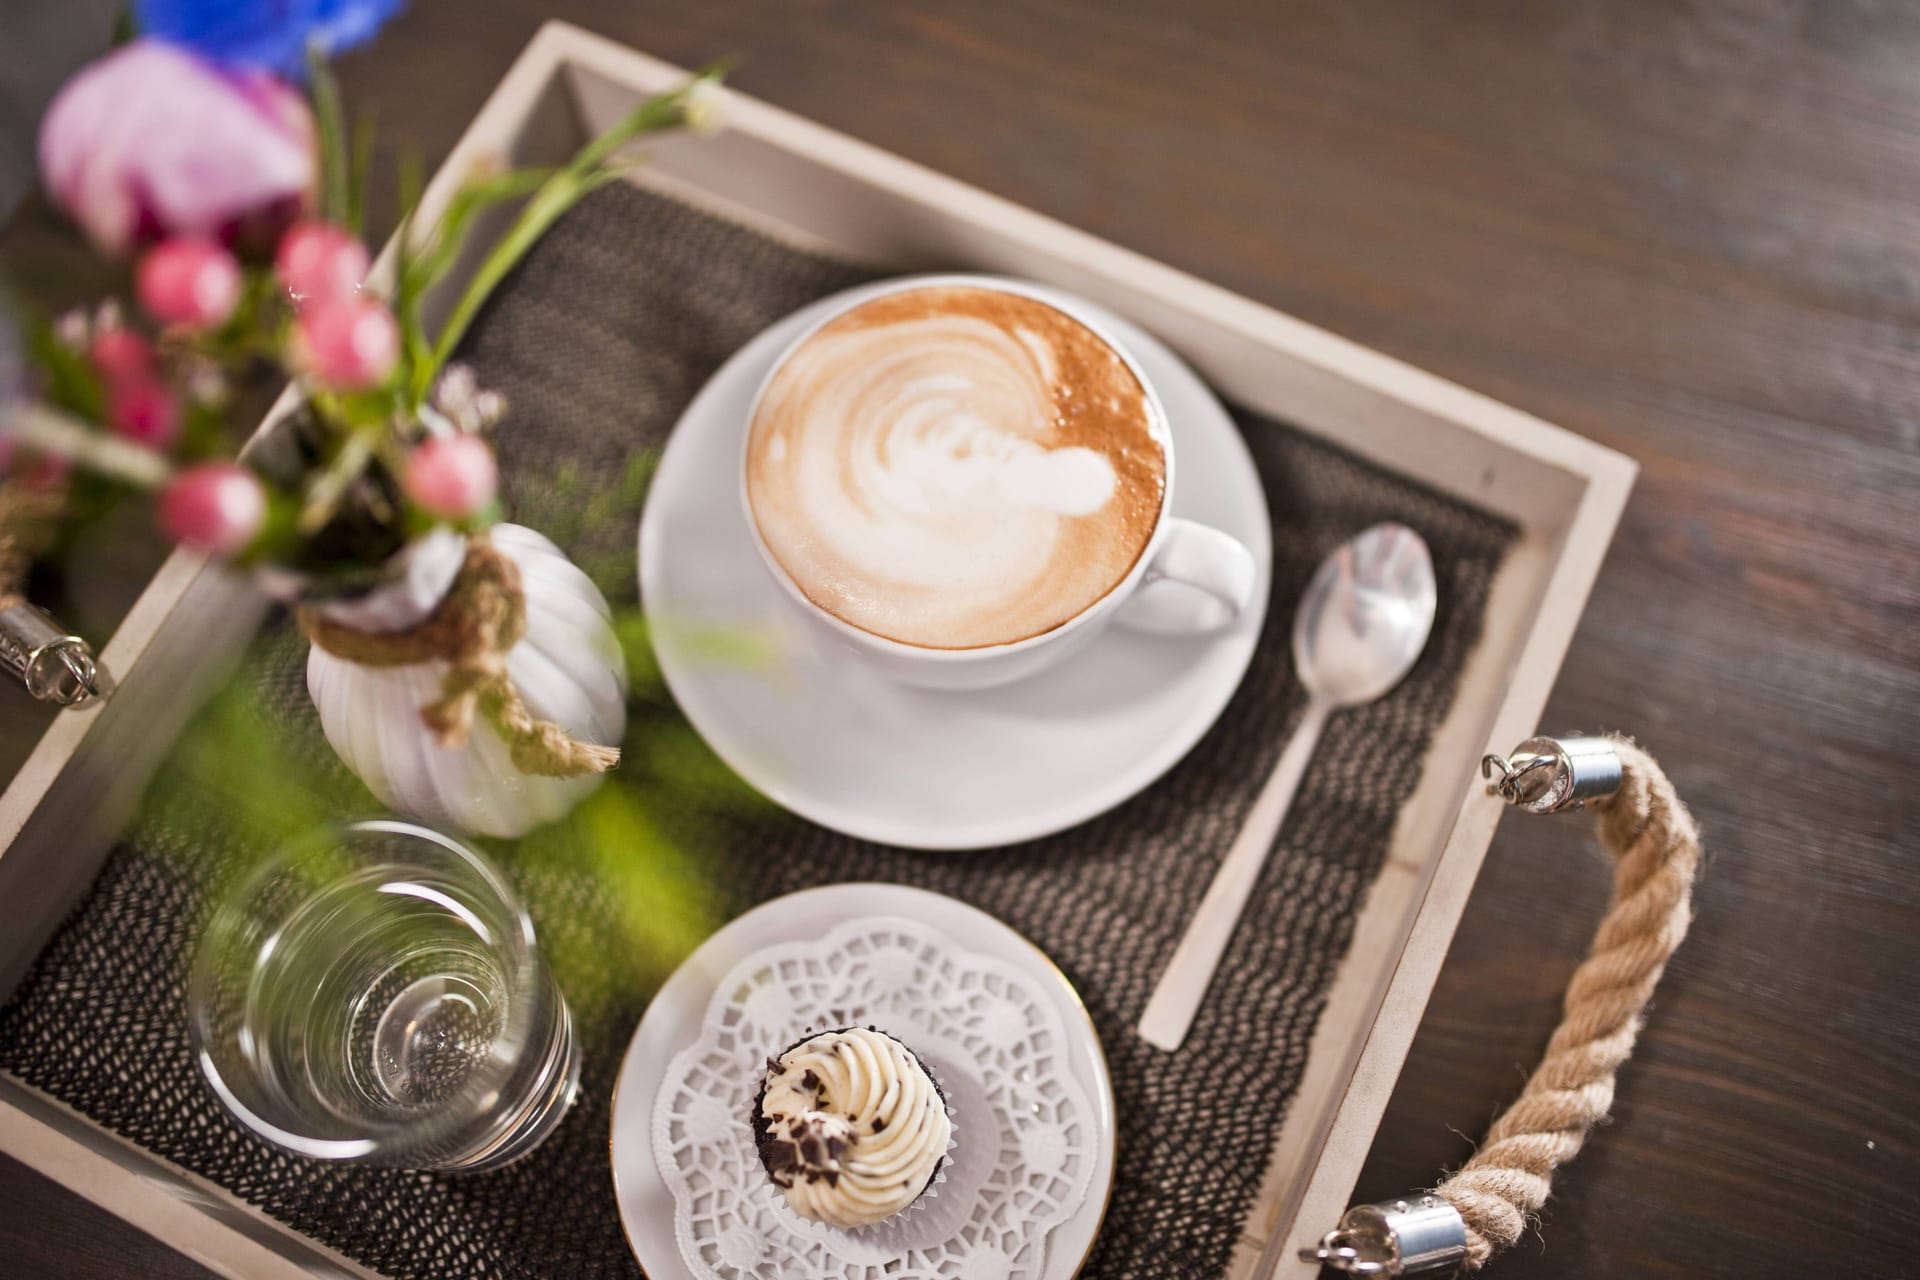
[275,221,370,306]
[106,379,182,448]
[403,434,498,520]
[38,42,314,257]
[158,463,266,555]
[89,329,155,385]
[137,239,243,331]
[296,298,398,390]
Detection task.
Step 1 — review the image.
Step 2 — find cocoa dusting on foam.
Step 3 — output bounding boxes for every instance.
[746,284,1168,650]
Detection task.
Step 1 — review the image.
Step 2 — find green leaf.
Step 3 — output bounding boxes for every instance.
[347,106,378,237]
[306,45,351,227]
[26,318,105,423]
[391,150,431,408]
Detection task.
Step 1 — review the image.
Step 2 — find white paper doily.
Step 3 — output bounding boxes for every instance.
[649,915,1101,1280]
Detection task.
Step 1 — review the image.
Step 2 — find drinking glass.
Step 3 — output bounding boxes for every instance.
[189,820,580,1170]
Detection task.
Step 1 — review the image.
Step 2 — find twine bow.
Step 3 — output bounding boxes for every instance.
[1433,738,1700,1267]
[299,536,620,778]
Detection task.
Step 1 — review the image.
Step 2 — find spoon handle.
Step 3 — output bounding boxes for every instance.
[1138,699,1330,1051]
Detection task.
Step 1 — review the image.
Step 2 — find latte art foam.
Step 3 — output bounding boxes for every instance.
[747,285,1167,649]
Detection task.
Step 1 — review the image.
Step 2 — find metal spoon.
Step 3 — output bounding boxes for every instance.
[1138,522,1437,1051]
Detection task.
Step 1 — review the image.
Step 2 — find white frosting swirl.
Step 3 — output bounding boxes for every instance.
[757,1027,951,1228]
[746,285,1165,649]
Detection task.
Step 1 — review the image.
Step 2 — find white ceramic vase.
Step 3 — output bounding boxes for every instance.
[306,523,628,838]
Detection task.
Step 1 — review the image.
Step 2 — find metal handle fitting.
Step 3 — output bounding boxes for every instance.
[0,600,103,706]
[1300,1194,1468,1275]
[1481,734,1621,814]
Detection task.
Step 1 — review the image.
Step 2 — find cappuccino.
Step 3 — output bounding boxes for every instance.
[746,285,1168,649]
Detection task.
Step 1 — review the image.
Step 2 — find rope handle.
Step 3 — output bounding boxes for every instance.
[1304,734,1701,1275]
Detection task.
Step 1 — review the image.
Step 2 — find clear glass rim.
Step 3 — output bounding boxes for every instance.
[187,818,546,1161]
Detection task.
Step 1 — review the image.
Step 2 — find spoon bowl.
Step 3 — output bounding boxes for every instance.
[1294,522,1437,708]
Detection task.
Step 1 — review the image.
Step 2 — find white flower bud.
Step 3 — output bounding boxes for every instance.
[684,78,726,137]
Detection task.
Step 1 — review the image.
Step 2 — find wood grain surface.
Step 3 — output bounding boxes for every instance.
[3,2,1916,1277]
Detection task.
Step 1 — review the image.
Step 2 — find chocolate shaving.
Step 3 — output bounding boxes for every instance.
[761,1138,800,1188]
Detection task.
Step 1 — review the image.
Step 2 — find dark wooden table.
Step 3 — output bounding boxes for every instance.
[3,2,1916,1276]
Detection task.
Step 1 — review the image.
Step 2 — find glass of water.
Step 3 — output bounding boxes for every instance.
[189,820,580,1170]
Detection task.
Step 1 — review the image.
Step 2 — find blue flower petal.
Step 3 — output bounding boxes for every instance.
[136,0,406,77]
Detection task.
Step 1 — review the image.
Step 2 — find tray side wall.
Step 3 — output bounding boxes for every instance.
[0,561,265,996]
[0,22,1636,1279]
[0,1074,378,1280]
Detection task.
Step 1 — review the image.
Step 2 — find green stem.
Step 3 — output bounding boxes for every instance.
[426,73,719,375]
[426,170,613,377]
[296,424,378,535]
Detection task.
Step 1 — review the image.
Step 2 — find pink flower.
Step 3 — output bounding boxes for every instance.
[107,379,183,449]
[275,221,370,307]
[403,434,498,520]
[89,329,155,385]
[137,238,243,330]
[295,297,399,390]
[38,41,314,257]
[158,463,267,555]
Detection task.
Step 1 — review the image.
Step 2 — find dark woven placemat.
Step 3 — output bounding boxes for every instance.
[0,183,1514,1280]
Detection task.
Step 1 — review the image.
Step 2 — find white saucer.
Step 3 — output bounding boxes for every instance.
[636,280,1272,849]
[609,883,1117,1280]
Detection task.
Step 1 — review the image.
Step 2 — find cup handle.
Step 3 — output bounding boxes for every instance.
[1115,517,1257,634]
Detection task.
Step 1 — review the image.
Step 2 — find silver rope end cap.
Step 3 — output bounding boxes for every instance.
[1300,1194,1468,1274]
[0,601,107,707]
[1481,734,1622,814]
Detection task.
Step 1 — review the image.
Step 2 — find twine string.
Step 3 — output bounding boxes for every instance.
[1433,738,1700,1268]
[299,535,620,779]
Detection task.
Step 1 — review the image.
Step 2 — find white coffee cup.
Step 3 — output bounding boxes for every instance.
[741,274,1256,691]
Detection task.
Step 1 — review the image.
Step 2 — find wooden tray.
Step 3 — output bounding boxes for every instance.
[0,23,1634,1279]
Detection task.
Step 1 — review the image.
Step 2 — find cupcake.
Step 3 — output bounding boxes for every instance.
[751,1026,952,1229]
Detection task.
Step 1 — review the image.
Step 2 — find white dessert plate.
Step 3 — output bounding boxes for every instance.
[610,883,1117,1280]
[637,277,1273,849]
